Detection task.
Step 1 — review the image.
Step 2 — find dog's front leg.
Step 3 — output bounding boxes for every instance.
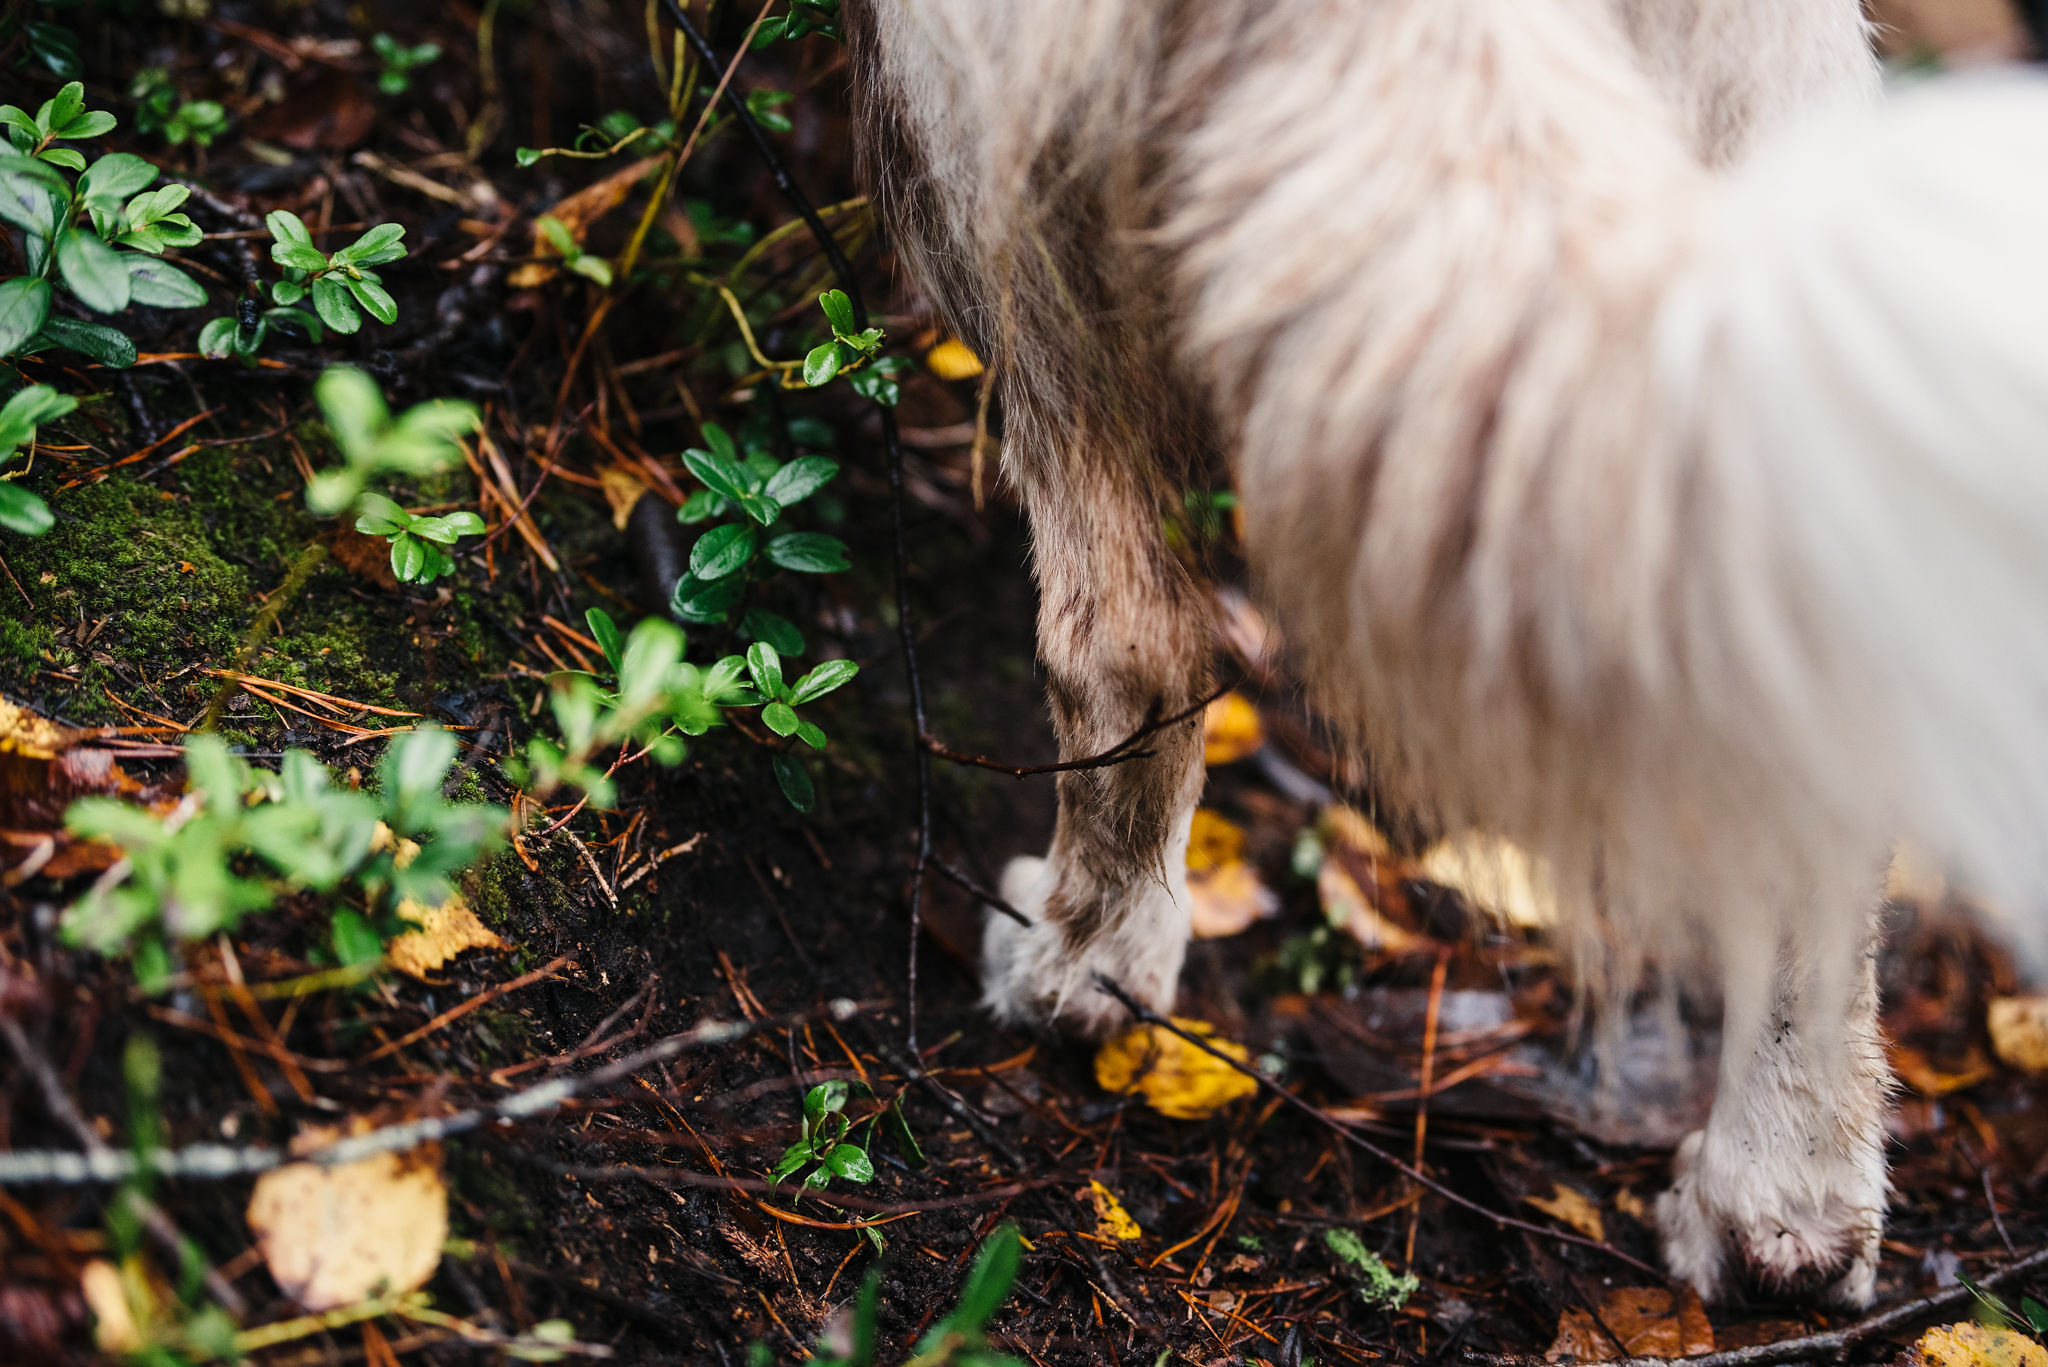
[1656,904,1890,1306]
[980,408,1213,1038]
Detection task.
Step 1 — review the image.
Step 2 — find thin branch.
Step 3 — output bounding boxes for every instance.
[930,857,1032,926]
[1463,1245,2048,1367]
[923,678,1237,778]
[1089,974,1667,1280]
[0,999,863,1185]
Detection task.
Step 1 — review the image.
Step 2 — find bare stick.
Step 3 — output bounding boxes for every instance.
[922,679,1238,779]
[0,1000,863,1186]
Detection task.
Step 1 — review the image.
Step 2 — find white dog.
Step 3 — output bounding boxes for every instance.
[848,0,2048,1305]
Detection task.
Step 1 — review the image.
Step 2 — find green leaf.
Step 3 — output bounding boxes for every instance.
[413,511,485,542]
[330,910,384,967]
[266,209,314,247]
[0,384,79,437]
[682,443,750,502]
[741,607,803,657]
[822,1143,874,1184]
[39,83,84,139]
[768,1141,813,1185]
[567,254,613,287]
[271,239,329,272]
[762,455,838,507]
[0,482,53,535]
[585,607,623,675]
[36,314,135,368]
[56,228,131,313]
[616,618,684,706]
[0,277,51,356]
[805,1080,847,1125]
[77,152,157,207]
[772,753,814,813]
[765,532,850,574]
[669,571,743,625]
[762,701,798,737]
[846,369,900,407]
[818,288,856,335]
[882,1096,926,1169]
[197,315,237,358]
[677,489,725,524]
[689,522,755,580]
[745,642,785,700]
[514,146,544,167]
[788,658,857,706]
[0,170,59,238]
[0,107,35,139]
[737,492,782,527]
[57,109,115,140]
[537,215,575,257]
[802,341,841,388]
[948,1224,1021,1337]
[345,274,398,325]
[337,222,406,267]
[37,147,84,172]
[263,306,323,344]
[793,718,826,750]
[125,256,207,308]
[353,491,411,535]
[310,276,362,333]
[270,277,306,306]
[2021,1299,2047,1336]
[390,531,429,581]
[702,423,740,462]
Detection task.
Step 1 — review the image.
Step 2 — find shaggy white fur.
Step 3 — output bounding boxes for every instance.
[849,0,2048,1303]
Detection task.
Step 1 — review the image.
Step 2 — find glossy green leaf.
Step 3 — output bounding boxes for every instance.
[762,455,837,507]
[36,314,135,368]
[310,276,361,333]
[788,658,857,706]
[690,522,755,580]
[740,608,803,657]
[585,607,623,675]
[125,256,207,308]
[761,701,798,737]
[745,641,785,700]
[802,341,841,388]
[0,277,51,356]
[344,274,397,325]
[818,288,856,335]
[772,752,814,813]
[56,228,130,313]
[0,482,53,535]
[765,532,850,574]
[353,491,411,535]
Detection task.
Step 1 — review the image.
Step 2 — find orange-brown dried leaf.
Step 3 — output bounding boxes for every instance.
[1546,1287,1713,1362]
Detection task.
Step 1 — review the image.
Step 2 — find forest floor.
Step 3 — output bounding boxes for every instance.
[0,3,2043,1365]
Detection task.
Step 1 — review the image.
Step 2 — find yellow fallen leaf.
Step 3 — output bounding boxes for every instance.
[1087,1180,1142,1241]
[1094,1018,1259,1120]
[1202,693,1264,765]
[247,1137,449,1311]
[1187,808,1245,872]
[1891,1043,1995,1097]
[1612,1187,1648,1221]
[1189,860,1279,939]
[386,892,508,980]
[1320,859,1422,954]
[1323,804,1391,862]
[79,1259,143,1355]
[1524,1183,1605,1241]
[368,822,421,870]
[925,337,985,380]
[1416,831,1558,928]
[598,462,651,531]
[1907,1323,2048,1367]
[1989,997,2048,1075]
[1547,1287,1712,1361]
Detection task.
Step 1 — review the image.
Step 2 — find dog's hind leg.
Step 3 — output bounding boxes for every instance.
[979,397,1214,1038]
[1656,897,1890,1306]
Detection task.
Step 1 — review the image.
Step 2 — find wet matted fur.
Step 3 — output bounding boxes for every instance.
[849,0,2048,1304]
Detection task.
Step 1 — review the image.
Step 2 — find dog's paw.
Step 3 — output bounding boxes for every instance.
[1655,1125,1885,1307]
[979,854,1189,1038]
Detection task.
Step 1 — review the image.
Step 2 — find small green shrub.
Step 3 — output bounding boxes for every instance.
[370,32,443,97]
[199,211,408,362]
[129,67,229,147]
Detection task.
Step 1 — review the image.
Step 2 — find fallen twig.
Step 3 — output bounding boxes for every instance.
[921,679,1239,779]
[0,999,863,1185]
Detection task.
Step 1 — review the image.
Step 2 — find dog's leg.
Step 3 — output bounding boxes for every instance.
[981,406,1212,1038]
[1656,905,1890,1306]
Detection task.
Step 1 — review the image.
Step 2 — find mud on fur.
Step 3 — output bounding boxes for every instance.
[849,0,2048,1309]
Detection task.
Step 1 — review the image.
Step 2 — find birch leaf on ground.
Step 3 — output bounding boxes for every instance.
[1902,1323,2048,1367]
[1523,1183,1605,1241]
[1093,1018,1259,1120]
[1416,831,1559,928]
[247,1135,448,1311]
[924,336,984,380]
[385,891,507,979]
[1087,1180,1142,1241]
[1201,692,1263,765]
[1185,807,1276,938]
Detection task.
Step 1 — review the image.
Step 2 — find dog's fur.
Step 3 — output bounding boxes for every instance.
[847,0,2048,1304]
